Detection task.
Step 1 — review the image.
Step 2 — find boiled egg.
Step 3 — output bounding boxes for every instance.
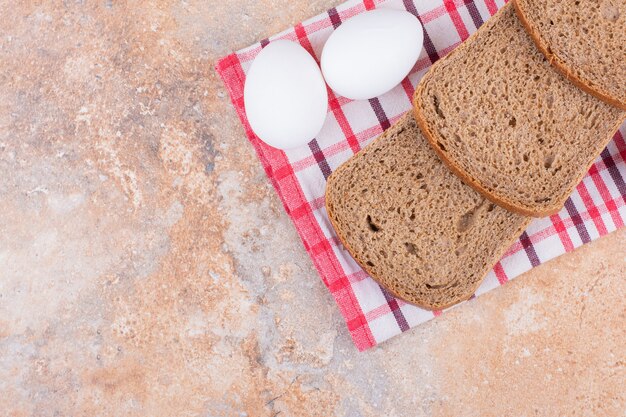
[244,40,328,150]
[321,9,424,100]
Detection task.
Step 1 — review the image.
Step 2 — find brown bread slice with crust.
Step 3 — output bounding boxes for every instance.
[413,3,626,217]
[325,114,531,310]
[514,0,626,110]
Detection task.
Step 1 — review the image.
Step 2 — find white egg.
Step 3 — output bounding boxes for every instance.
[244,40,328,150]
[321,9,424,100]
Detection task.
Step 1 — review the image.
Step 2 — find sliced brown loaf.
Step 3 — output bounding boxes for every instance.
[413,3,626,217]
[514,0,626,110]
[325,114,530,310]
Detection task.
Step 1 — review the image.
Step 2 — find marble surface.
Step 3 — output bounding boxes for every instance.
[0,1,624,416]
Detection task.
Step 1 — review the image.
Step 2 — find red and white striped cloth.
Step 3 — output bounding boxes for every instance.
[216,0,626,351]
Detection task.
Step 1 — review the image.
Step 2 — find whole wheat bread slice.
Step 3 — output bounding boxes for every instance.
[514,0,626,110]
[325,114,530,310]
[413,3,625,217]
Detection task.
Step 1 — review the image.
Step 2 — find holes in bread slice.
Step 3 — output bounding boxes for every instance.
[457,212,475,233]
[433,95,446,119]
[425,282,447,289]
[457,199,495,233]
[366,215,381,232]
[425,280,459,290]
[404,242,418,255]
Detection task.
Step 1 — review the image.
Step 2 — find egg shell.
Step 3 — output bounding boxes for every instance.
[321,9,424,100]
[244,40,328,150]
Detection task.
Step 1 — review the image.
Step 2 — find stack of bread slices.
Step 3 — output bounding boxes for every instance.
[325,1,625,310]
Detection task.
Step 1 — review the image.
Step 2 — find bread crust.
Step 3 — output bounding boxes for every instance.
[513,0,626,111]
[325,115,531,311]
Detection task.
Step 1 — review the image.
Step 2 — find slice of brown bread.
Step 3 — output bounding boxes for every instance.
[325,114,531,310]
[514,0,626,110]
[413,3,626,217]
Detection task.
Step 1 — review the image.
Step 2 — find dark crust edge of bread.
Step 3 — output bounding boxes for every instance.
[411,4,626,217]
[324,115,533,311]
[513,0,626,111]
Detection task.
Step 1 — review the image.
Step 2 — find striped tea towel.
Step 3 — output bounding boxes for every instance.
[215,0,626,351]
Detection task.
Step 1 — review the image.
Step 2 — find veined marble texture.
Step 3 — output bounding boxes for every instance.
[0,1,624,416]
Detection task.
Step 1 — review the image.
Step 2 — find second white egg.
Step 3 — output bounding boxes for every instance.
[321,9,424,100]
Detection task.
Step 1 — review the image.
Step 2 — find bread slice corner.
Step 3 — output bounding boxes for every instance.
[513,0,626,111]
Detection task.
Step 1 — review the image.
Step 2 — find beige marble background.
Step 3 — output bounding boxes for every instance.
[0,1,624,416]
